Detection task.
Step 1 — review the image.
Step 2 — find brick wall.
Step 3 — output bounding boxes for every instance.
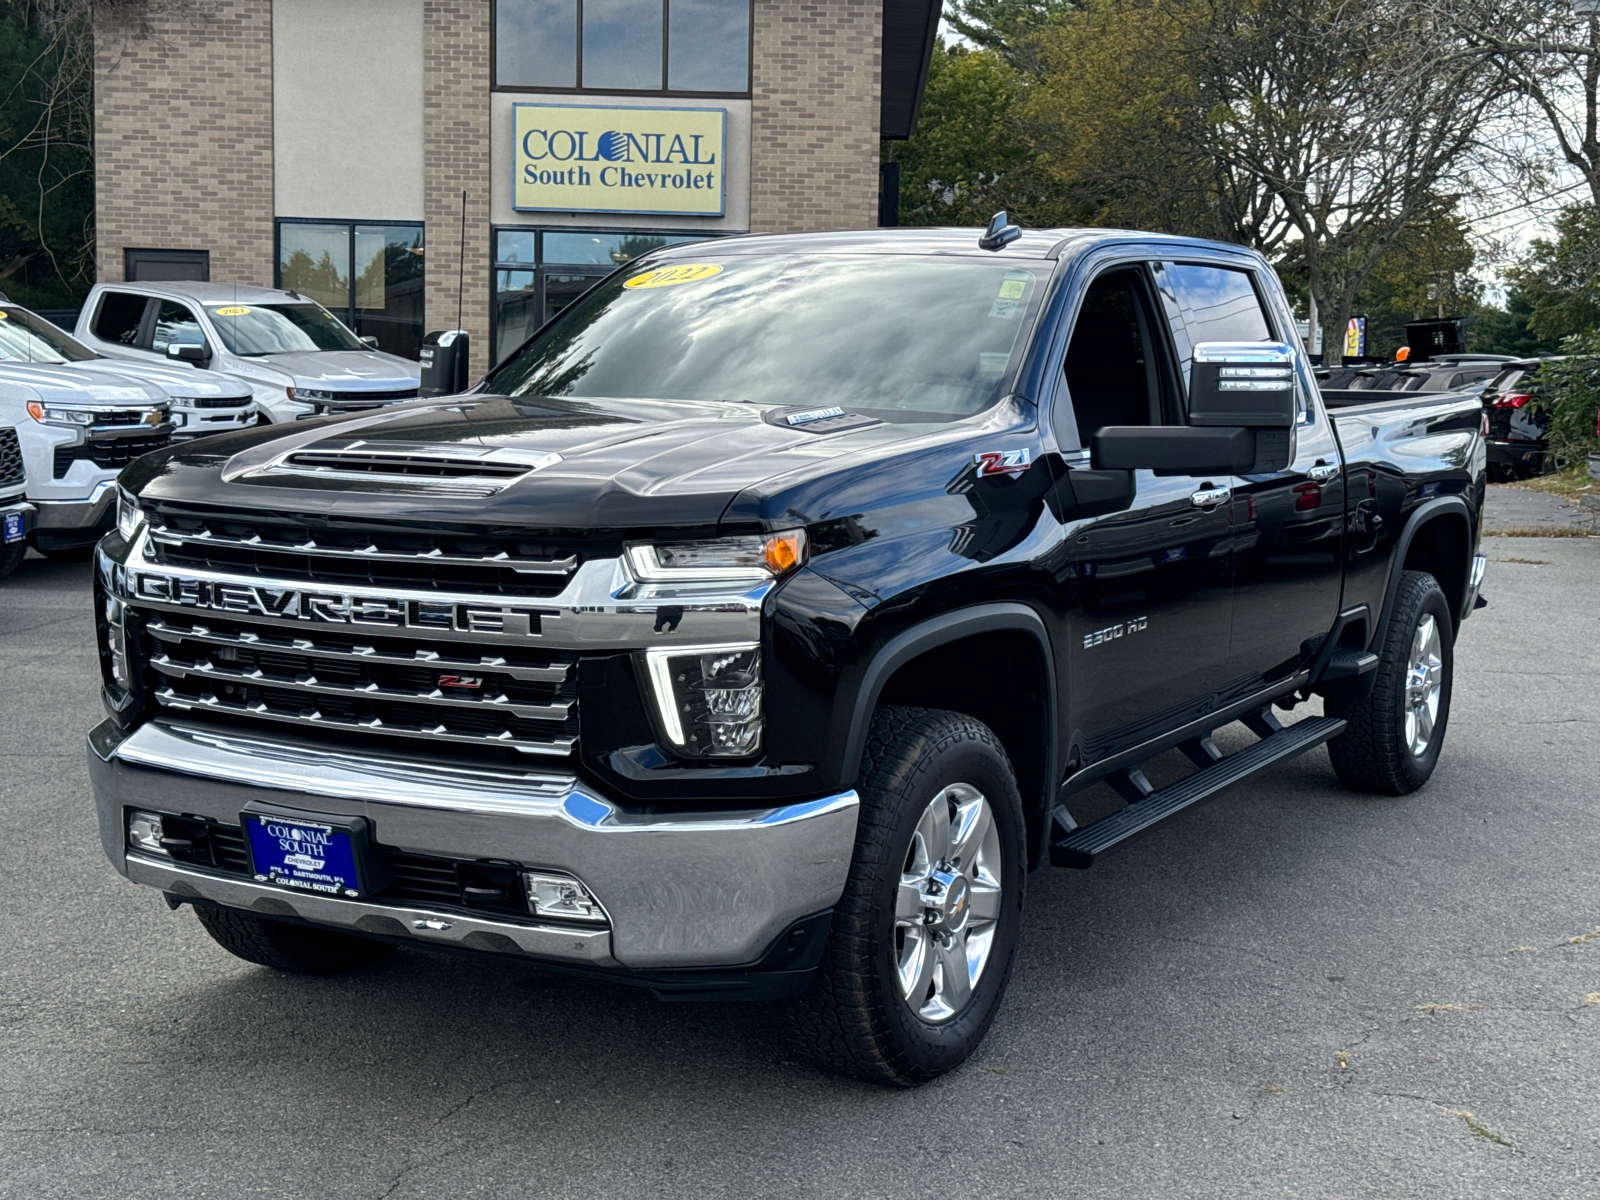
[94,1,275,285]
[423,0,492,376]
[749,0,884,233]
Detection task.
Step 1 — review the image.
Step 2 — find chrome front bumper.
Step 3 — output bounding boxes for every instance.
[32,480,116,531]
[89,719,858,971]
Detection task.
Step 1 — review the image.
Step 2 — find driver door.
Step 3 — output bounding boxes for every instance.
[1052,263,1237,767]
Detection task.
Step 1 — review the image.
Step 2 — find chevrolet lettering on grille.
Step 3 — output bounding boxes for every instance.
[132,572,542,635]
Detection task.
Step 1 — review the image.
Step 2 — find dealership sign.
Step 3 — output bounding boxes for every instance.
[512,103,726,217]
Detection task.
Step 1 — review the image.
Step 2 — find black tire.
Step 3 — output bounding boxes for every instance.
[786,706,1026,1087]
[192,901,395,974]
[1326,570,1454,795]
[0,540,25,581]
[1487,462,1518,483]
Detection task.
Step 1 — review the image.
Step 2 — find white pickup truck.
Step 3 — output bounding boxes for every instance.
[0,422,28,580]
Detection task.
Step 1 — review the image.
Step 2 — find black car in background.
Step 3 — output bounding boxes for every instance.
[1319,354,1511,395]
[1481,358,1552,481]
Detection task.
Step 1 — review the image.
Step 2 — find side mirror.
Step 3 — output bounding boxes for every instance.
[167,342,211,367]
[1189,342,1297,428]
[1092,426,1257,476]
[360,336,379,350]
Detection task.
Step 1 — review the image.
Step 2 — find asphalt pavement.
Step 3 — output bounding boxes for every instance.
[2,525,1598,1199]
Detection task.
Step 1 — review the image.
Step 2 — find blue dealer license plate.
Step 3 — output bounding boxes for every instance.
[2,513,21,544]
[243,813,364,898]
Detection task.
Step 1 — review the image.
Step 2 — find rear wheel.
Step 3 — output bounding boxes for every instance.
[192,901,395,974]
[1326,570,1454,795]
[787,707,1026,1087]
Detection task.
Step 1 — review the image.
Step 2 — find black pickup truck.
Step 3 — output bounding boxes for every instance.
[89,220,1487,1086]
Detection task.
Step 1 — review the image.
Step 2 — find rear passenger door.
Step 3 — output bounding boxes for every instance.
[1156,260,1344,691]
[1051,261,1237,765]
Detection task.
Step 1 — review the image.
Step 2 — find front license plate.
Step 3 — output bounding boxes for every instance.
[243,812,365,898]
[2,513,21,544]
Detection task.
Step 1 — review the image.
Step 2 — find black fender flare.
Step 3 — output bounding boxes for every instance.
[833,602,1058,816]
[1371,495,1474,650]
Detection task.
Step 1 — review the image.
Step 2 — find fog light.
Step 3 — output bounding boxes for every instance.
[642,643,763,757]
[128,811,166,855]
[523,871,607,924]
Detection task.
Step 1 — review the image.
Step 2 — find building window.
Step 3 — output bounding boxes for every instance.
[275,220,426,359]
[491,227,708,364]
[125,248,210,282]
[494,0,751,95]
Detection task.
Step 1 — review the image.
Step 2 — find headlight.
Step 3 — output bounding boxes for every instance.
[642,643,764,757]
[116,487,145,542]
[25,400,96,426]
[624,531,806,585]
[287,387,334,402]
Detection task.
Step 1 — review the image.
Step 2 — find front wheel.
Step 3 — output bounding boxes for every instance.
[1326,570,1454,794]
[787,707,1026,1087]
[192,901,395,974]
[0,540,25,581]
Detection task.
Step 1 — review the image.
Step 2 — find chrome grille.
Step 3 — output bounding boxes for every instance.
[141,610,579,758]
[147,510,582,598]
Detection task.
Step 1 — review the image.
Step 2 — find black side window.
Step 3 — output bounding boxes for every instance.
[93,293,151,346]
[1164,263,1274,344]
[1060,268,1180,449]
[151,301,204,353]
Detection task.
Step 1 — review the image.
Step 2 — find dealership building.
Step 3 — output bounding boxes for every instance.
[92,0,939,371]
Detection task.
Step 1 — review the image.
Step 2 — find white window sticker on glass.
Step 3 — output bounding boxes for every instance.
[989,272,1033,319]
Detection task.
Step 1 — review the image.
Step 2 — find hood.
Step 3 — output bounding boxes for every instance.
[123,392,1024,531]
[252,350,421,391]
[71,357,253,400]
[0,361,168,406]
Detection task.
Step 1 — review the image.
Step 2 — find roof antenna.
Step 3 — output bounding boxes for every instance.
[978,210,1021,252]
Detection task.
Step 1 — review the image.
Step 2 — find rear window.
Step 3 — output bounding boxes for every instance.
[93,292,150,346]
[487,254,1051,421]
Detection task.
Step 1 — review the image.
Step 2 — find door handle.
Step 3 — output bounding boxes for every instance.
[1190,485,1232,508]
[1308,462,1339,481]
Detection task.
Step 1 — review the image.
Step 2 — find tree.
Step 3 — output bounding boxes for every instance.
[0,0,96,308]
[1440,3,1600,208]
[944,1,1080,54]
[1467,289,1559,357]
[887,43,1034,226]
[1506,202,1600,341]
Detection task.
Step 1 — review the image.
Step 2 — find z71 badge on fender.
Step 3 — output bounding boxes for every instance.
[975,448,1032,477]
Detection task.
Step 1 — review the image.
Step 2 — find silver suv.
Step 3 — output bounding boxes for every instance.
[75,282,421,424]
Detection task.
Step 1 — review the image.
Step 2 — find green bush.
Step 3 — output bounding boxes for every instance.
[1532,337,1600,467]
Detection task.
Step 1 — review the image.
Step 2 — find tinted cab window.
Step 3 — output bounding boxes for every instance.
[93,292,152,346]
[151,301,206,354]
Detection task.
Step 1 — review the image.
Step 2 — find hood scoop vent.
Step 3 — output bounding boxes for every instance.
[763,406,880,435]
[248,440,563,498]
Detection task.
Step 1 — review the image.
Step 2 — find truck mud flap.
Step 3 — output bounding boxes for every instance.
[1049,713,1346,868]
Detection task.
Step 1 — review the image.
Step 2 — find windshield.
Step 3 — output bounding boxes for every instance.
[487,255,1050,420]
[205,303,365,354]
[0,306,98,364]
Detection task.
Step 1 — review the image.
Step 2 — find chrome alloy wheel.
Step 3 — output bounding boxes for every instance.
[893,783,1004,1024]
[1404,613,1444,757]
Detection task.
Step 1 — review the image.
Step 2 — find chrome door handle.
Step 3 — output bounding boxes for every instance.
[1190,485,1232,507]
[1308,463,1339,481]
